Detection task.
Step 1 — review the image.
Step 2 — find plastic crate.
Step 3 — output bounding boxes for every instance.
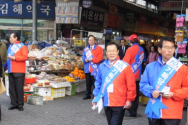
[66,84,77,96]
[50,82,71,88]
[33,87,52,97]
[51,87,65,98]
[76,82,86,93]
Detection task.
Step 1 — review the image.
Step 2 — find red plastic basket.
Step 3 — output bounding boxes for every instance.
[25,77,37,84]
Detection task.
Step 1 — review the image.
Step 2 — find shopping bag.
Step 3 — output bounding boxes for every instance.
[0,79,6,95]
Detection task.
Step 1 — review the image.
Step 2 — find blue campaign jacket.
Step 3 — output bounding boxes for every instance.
[82,44,103,73]
[93,59,136,106]
[140,56,188,119]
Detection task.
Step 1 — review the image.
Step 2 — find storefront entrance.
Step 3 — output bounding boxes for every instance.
[0,19,55,43]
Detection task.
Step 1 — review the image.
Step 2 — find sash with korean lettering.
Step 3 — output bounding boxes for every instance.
[7,43,24,73]
[131,44,144,74]
[145,57,183,119]
[92,60,129,103]
[84,46,99,79]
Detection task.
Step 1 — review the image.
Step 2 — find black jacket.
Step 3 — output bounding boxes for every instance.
[118,45,129,60]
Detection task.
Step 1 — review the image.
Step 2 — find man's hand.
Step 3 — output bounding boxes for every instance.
[89,58,93,62]
[92,97,96,106]
[152,90,160,98]
[124,101,131,109]
[7,56,15,60]
[85,59,89,62]
[162,92,174,99]
[92,102,97,106]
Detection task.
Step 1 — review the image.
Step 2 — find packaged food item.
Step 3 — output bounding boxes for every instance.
[38,82,43,87]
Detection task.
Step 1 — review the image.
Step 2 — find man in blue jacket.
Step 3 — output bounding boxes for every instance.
[82,35,103,100]
[140,36,188,125]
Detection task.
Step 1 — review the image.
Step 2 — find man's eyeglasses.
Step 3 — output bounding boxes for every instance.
[106,50,118,54]
[162,46,175,50]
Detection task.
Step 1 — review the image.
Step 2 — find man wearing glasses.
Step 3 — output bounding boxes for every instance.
[92,42,136,125]
[140,36,188,125]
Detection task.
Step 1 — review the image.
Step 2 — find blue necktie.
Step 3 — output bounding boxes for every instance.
[123,46,125,55]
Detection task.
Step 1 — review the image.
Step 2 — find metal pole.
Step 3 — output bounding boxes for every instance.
[32,0,37,41]
[181,0,184,14]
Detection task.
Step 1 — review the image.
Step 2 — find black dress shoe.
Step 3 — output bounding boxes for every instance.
[124,112,137,117]
[18,107,24,111]
[82,96,91,100]
[8,106,18,110]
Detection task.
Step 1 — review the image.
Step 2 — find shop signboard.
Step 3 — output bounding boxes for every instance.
[81,8,104,27]
[124,36,130,40]
[159,0,188,11]
[0,1,55,19]
[104,29,112,34]
[88,32,103,38]
[118,16,125,30]
[114,36,122,41]
[103,13,108,28]
[124,21,136,32]
[107,14,119,28]
[135,22,159,35]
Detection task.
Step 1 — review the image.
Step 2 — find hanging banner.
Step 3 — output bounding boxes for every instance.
[56,7,78,24]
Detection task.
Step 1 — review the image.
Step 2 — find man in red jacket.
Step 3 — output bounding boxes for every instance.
[123,34,144,117]
[4,33,28,111]
[82,35,103,100]
[92,42,136,125]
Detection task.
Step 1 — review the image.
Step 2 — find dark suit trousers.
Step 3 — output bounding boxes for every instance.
[85,73,95,96]
[9,73,25,107]
[148,118,181,125]
[128,80,139,116]
[105,107,125,125]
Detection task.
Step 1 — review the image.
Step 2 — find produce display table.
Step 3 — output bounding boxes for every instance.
[29,69,72,77]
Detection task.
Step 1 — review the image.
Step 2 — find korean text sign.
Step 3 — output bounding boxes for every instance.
[0,1,55,19]
[81,8,104,27]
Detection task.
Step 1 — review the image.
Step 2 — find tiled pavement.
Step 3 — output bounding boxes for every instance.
[0,93,186,125]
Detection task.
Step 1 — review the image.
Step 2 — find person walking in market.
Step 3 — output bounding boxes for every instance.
[0,40,7,85]
[123,34,144,117]
[92,42,136,125]
[146,46,159,64]
[82,35,103,100]
[5,38,10,49]
[3,33,28,111]
[140,36,188,125]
